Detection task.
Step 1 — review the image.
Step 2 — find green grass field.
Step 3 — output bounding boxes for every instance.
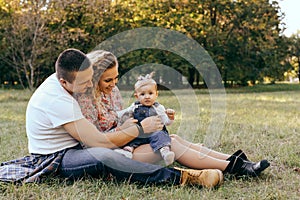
[0,84,300,199]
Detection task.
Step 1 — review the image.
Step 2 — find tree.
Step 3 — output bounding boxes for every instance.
[202,0,285,85]
[289,33,300,82]
[0,0,291,88]
[109,0,286,86]
[0,0,52,90]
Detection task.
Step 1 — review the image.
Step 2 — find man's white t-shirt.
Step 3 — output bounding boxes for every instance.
[26,73,84,154]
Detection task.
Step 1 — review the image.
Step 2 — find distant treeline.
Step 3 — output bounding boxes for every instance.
[0,0,299,90]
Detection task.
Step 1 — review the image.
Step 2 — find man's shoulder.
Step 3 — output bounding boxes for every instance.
[29,73,74,109]
[33,74,59,93]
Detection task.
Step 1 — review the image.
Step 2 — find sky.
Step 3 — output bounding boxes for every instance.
[278,0,300,36]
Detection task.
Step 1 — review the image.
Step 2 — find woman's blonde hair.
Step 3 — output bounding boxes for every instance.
[87,50,118,97]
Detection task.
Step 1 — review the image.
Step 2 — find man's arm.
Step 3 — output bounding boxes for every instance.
[63,118,139,148]
[63,116,163,148]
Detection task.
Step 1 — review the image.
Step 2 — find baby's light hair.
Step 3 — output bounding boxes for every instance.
[134,72,157,91]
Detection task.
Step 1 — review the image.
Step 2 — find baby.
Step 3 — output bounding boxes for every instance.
[118,72,175,166]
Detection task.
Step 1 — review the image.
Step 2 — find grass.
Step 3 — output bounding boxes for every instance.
[1,84,300,199]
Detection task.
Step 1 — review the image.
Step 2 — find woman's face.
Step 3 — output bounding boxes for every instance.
[98,65,119,94]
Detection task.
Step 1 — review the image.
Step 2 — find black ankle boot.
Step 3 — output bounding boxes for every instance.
[227,149,249,161]
[224,156,270,177]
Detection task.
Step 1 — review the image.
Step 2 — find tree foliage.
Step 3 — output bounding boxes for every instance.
[0,0,297,89]
[288,33,300,80]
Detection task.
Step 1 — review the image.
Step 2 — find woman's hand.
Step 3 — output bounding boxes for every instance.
[140,116,163,134]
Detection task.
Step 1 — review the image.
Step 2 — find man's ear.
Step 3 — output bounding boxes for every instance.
[59,78,67,87]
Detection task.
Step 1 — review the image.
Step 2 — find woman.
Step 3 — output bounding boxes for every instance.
[75,50,270,177]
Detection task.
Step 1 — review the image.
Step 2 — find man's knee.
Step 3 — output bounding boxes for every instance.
[86,147,117,162]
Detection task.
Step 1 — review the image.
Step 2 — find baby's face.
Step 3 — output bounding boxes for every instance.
[135,84,158,106]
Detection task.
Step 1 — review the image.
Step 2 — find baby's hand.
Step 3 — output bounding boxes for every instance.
[165,108,175,120]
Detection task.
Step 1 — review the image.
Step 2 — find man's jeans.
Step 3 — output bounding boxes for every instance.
[58,146,181,185]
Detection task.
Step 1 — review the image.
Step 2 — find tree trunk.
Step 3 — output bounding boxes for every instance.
[298,59,300,84]
[188,67,195,87]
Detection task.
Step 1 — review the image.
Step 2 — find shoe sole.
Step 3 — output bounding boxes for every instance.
[216,169,224,185]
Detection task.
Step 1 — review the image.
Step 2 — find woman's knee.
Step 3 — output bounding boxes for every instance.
[170,134,182,141]
[170,134,180,145]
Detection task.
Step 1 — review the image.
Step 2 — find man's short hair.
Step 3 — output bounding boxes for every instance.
[55,48,91,83]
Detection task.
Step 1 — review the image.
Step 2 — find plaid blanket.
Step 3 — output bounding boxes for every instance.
[0,149,66,184]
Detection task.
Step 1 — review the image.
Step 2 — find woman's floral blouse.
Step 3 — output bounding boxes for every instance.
[75,86,123,132]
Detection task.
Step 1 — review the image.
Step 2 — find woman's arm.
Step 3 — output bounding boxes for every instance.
[116,103,135,126]
[116,103,135,118]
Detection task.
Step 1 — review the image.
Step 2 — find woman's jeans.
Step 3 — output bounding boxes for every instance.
[58,146,181,185]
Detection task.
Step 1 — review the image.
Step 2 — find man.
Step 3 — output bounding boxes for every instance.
[0,48,223,188]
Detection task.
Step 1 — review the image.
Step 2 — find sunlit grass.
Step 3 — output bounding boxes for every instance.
[1,85,300,199]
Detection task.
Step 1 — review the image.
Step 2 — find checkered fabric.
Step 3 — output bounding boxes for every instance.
[0,149,66,184]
